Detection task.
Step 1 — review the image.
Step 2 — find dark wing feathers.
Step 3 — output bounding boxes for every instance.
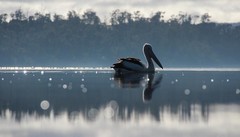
[119,57,141,62]
[111,57,145,69]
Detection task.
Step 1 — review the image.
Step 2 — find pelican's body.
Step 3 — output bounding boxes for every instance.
[111,43,163,73]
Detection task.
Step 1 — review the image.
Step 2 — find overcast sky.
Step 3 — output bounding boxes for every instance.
[0,0,239,23]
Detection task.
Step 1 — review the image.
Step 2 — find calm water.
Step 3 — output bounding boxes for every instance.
[0,70,240,137]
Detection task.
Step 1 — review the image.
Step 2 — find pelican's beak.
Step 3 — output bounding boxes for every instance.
[150,50,163,69]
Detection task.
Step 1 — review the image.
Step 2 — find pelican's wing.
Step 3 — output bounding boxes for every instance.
[111,57,145,71]
[119,57,141,62]
[120,58,144,68]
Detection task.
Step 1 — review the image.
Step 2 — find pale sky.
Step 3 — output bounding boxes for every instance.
[0,0,239,23]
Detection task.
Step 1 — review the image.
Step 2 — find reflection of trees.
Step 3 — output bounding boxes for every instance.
[0,72,240,122]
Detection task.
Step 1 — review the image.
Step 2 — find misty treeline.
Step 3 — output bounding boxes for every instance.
[0,9,240,67]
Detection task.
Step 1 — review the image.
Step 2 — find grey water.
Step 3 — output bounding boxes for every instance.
[0,70,240,137]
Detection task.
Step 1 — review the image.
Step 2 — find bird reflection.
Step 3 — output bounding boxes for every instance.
[113,73,146,88]
[143,74,163,102]
[113,73,163,102]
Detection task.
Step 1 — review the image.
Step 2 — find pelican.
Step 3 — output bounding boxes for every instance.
[111,43,163,73]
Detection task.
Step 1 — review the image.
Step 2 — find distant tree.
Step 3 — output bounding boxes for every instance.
[28,15,35,22]
[168,15,179,25]
[53,13,64,22]
[34,12,51,23]
[150,11,165,23]
[176,12,199,25]
[0,13,8,23]
[201,13,211,23]
[190,15,200,24]
[67,10,81,23]
[133,11,141,21]
[10,9,26,21]
[82,10,100,25]
[110,10,133,25]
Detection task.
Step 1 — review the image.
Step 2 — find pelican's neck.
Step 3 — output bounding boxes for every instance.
[144,49,154,72]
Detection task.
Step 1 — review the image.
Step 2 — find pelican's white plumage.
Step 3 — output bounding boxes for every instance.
[111,43,163,73]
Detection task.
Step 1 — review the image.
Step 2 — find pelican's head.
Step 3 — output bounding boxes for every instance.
[143,43,163,69]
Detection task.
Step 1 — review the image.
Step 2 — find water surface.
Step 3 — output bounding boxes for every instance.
[0,70,240,137]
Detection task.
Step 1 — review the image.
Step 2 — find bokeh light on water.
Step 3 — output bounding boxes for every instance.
[108,100,119,110]
[110,83,115,88]
[88,108,99,120]
[80,84,85,88]
[236,89,240,94]
[62,84,68,89]
[41,71,44,75]
[23,70,27,74]
[40,100,50,110]
[202,85,207,90]
[104,100,119,119]
[49,78,52,81]
[48,83,52,87]
[184,89,191,95]
[80,84,87,93]
[104,107,115,119]
[68,82,73,90]
[82,88,87,93]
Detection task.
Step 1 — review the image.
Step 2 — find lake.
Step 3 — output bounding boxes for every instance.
[0,69,240,137]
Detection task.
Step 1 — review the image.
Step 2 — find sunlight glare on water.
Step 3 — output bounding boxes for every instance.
[23,70,27,74]
[1,67,240,72]
[41,71,44,75]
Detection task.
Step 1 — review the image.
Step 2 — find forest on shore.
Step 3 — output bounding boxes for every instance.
[0,9,240,67]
